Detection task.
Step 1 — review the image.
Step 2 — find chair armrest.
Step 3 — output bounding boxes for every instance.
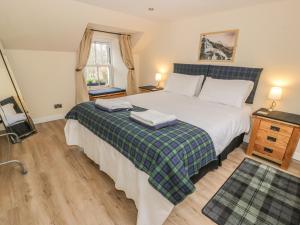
[0,133,21,143]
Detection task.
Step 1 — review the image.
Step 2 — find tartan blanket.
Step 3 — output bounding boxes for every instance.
[65,102,216,204]
[202,158,300,225]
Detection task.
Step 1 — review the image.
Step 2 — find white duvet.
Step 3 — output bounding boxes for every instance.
[123,91,252,155]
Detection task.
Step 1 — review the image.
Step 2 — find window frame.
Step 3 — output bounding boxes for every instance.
[85,41,114,86]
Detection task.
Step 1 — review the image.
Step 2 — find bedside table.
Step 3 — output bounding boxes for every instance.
[246,108,300,169]
[139,85,163,93]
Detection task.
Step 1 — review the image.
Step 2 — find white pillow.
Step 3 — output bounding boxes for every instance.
[165,73,204,97]
[198,77,254,108]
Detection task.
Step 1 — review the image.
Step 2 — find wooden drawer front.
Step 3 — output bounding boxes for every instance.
[255,129,290,149]
[259,120,293,137]
[254,144,285,161]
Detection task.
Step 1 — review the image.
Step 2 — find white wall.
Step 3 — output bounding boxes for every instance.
[140,0,300,114]
[5,47,139,123]
[6,50,76,122]
[139,0,300,160]
[0,52,16,100]
[0,0,155,122]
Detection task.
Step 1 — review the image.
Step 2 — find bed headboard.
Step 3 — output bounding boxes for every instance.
[173,63,263,104]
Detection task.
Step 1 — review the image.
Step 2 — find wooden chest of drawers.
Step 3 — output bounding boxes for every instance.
[246,109,300,169]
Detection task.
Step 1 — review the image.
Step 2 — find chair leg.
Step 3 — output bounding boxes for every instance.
[0,132,27,175]
[0,160,27,175]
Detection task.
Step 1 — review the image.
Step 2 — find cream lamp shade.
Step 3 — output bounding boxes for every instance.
[155,73,162,82]
[268,87,282,100]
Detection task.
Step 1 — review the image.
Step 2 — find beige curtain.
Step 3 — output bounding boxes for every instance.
[75,29,94,104]
[119,35,137,95]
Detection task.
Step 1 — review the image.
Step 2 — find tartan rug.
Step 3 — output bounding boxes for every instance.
[202,158,300,225]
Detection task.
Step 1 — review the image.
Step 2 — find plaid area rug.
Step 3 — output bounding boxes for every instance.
[202,158,300,225]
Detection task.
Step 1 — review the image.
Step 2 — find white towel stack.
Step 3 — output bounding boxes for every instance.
[130,110,177,127]
[95,99,133,111]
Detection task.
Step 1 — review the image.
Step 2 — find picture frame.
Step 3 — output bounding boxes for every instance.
[199,29,239,62]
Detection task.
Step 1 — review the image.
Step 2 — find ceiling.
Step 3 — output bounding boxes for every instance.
[0,0,282,51]
[74,0,281,21]
[0,0,155,51]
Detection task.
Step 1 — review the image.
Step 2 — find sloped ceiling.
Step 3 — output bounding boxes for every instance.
[0,0,157,52]
[75,0,282,21]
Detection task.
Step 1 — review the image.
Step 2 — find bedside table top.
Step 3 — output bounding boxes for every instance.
[253,108,300,126]
[139,85,163,91]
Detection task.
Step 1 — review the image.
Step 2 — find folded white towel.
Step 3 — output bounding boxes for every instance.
[130,110,177,127]
[95,99,133,111]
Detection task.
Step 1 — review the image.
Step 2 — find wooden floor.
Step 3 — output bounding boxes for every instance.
[0,120,299,225]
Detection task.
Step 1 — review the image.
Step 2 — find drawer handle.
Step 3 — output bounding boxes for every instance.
[270,125,280,132]
[267,136,277,142]
[264,147,273,153]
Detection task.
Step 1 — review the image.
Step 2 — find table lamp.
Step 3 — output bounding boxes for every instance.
[155,73,162,88]
[268,86,282,111]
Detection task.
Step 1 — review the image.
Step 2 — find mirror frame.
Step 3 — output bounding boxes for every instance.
[0,41,37,135]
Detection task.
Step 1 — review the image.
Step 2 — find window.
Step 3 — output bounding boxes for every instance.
[85,42,113,87]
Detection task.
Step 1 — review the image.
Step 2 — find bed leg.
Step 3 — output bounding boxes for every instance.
[218,157,222,167]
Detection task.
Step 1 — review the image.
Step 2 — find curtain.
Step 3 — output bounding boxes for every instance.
[119,35,137,95]
[75,29,94,104]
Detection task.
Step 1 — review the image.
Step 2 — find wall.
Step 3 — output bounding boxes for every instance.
[6,50,76,122]
[0,0,155,123]
[139,0,300,159]
[0,52,16,100]
[140,0,300,114]
[5,47,139,123]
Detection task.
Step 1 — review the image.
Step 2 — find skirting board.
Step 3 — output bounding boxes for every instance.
[33,114,65,124]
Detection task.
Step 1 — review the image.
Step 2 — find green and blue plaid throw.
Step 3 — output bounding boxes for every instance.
[66,102,216,204]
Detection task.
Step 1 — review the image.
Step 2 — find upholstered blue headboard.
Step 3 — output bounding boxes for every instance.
[173,63,263,104]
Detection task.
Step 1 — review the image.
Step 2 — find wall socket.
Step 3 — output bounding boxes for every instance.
[54,104,63,109]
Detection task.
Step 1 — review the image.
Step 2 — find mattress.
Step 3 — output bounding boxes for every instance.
[122,91,252,155]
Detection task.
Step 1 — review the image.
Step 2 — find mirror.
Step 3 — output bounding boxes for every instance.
[0,41,36,142]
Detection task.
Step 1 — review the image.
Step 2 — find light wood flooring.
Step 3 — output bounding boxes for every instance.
[0,120,299,225]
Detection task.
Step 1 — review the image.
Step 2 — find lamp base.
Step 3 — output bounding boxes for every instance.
[156,81,160,88]
[268,100,276,111]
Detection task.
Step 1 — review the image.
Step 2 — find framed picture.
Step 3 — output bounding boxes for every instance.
[199,29,239,62]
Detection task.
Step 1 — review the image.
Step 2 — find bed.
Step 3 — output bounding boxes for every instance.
[64,63,263,225]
